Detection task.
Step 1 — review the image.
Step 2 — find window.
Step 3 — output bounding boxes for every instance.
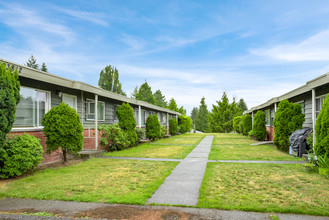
[265,109,270,126]
[14,87,51,127]
[62,93,77,110]
[142,110,146,125]
[316,95,327,118]
[86,99,105,121]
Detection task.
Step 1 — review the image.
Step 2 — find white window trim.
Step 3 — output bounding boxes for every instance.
[13,86,51,129]
[86,99,105,122]
[62,93,77,110]
[315,94,328,116]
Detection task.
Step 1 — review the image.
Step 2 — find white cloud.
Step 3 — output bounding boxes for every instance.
[250,29,329,61]
[54,7,108,27]
[0,3,74,43]
[120,34,145,50]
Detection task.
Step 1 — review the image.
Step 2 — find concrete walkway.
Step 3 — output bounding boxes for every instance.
[147,135,214,206]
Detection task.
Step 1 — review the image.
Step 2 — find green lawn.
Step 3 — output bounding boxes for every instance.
[209,144,304,161]
[198,163,329,216]
[103,143,194,159]
[155,133,207,145]
[210,133,303,161]
[0,158,178,205]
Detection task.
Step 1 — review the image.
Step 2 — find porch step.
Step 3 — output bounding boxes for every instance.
[78,150,104,158]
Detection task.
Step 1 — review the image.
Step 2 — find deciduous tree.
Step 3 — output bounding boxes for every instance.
[98,65,126,96]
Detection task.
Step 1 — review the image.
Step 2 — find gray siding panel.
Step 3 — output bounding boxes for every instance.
[303,98,312,128]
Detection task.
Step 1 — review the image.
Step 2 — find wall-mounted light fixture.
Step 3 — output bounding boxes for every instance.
[56,90,62,98]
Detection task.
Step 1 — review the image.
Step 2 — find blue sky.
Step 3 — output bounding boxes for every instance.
[1,0,329,114]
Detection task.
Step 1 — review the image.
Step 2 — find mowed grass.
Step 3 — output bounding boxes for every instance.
[155,133,207,145]
[0,158,178,205]
[103,143,194,159]
[198,163,329,216]
[210,133,303,161]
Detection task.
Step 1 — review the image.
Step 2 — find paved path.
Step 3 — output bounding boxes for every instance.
[147,135,214,206]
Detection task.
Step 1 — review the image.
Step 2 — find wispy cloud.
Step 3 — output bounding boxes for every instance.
[120,34,145,50]
[250,29,329,61]
[54,7,108,27]
[0,3,74,43]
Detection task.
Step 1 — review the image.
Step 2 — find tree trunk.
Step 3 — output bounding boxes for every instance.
[62,149,67,162]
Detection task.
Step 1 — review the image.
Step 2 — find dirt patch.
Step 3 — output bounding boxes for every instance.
[74,206,206,220]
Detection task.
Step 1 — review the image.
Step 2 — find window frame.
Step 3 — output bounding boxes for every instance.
[85,99,105,121]
[13,86,51,129]
[62,93,77,110]
[296,100,305,114]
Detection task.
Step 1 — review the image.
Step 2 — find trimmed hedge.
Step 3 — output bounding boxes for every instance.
[41,102,84,162]
[169,118,178,135]
[146,114,161,140]
[116,103,138,146]
[233,115,243,133]
[178,115,192,133]
[273,100,305,151]
[0,133,43,179]
[242,114,252,136]
[253,111,267,141]
[315,95,329,158]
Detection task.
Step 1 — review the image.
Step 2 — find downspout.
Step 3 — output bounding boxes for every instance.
[138,105,142,128]
[312,89,316,150]
[95,94,98,150]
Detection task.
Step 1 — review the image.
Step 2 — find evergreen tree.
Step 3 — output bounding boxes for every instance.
[131,86,138,98]
[190,107,198,124]
[40,63,48,72]
[98,65,126,96]
[168,98,179,112]
[208,92,241,133]
[195,97,209,132]
[178,106,186,115]
[253,110,267,141]
[26,55,39,69]
[0,62,20,148]
[135,80,155,104]
[153,89,167,108]
[238,98,248,112]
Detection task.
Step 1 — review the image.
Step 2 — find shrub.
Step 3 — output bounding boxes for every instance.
[0,62,20,148]
[146,114,161,140]
[248,129,254,137]
[238,120,243,134]
[233,116,243,133]
[41,102,84,162]
[242,114,252,136]
[178,115,192,132]
[273,100,305,152]
[169,118,178,135]
[99,124,130,151]
[315,95,329,158]
[179,124,187,134]
[160,126,167,138]
[115,103,138,146]
[135,128,146,140]
[253,111,267,141]
[0,133,43,179]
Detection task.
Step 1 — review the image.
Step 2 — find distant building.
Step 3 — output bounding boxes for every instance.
[245,73,329,143]
[2,59,180,164]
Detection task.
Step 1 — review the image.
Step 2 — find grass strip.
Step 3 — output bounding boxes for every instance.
[209,144,304,161]
[0,158,178,205]
[103,144,195,159]
[198,163,329,216]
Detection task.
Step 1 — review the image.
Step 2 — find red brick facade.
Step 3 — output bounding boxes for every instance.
[8,128,101,164]
[266,126,275,141]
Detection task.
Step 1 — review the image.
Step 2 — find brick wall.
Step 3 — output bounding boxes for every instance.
[8,128,102,164]
[266,126,275,141]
